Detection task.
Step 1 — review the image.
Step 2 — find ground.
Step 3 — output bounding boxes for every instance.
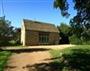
[4,45,75,71]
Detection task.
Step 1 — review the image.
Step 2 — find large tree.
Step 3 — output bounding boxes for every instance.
[0,17,14,46]
[54,0,90,42]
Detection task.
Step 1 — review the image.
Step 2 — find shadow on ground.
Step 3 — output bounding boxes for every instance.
[24,48,90,71]
[1,48,50,53]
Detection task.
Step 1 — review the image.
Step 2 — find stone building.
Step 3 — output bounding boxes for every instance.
[21,19,59,46]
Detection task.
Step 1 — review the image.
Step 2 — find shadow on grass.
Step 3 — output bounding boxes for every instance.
[24,48,90,71]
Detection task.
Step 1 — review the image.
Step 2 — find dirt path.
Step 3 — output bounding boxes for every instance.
[4,45,75,71]
[5,51,51,71]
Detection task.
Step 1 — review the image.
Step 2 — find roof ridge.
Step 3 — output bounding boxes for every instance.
[23,19,55,26]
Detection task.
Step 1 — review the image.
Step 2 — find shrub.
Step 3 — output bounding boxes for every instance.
[69,35,82,44]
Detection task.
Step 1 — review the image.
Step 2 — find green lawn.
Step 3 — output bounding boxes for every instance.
[0,51,11,71]
[50,45,90,71]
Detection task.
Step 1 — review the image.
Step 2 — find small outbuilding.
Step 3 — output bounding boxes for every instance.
[21,19,59,46]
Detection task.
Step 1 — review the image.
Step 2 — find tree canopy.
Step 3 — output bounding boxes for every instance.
[54,0,90,43]
[0,17,14,46]
[54,0,90,29]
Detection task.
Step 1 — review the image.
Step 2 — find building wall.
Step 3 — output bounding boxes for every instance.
[25,30,39,46]
[49,32,59,45]
[25,30,59,46]
[21,22,26,46]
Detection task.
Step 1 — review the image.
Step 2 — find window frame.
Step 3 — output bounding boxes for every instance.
[39,32,49,44]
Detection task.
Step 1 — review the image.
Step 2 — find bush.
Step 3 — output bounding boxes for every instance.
[0,41,10,47]
[0,40,21,47]
[69,35,82,44]
[82,41,90,45]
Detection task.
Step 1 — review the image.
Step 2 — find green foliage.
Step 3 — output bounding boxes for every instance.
[69,34,82,44]
[13,28,21,45]
[54,0,69,17]
[0,51,11,71]
[0,17,14,46]
[57,23,70,44]
[69,34,90,45]
[0,17,21,46]
[81,29,90,42]
[57,23,90,44]
[57,23,70,35]
[50,45,90,71]
[54,0,90,44]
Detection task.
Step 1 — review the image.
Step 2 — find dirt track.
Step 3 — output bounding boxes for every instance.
[4,45,75,71]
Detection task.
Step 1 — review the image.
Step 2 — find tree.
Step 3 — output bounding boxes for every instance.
[54,0,90,23]
[57,23,70,44]
[57,23,71,35]
[54,0,69,17]
[0,17,14,46]
[13,28,21,44]
[54,0,90,43]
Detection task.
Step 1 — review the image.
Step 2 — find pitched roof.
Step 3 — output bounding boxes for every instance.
[23,19,59,33]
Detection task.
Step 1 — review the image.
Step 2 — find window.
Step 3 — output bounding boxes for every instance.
[39,32,49,43]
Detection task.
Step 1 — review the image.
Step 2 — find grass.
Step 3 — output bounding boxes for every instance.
[0,51,11,71]
[50,45,90,71]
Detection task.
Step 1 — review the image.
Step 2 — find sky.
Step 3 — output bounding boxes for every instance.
[0,0,77,28]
